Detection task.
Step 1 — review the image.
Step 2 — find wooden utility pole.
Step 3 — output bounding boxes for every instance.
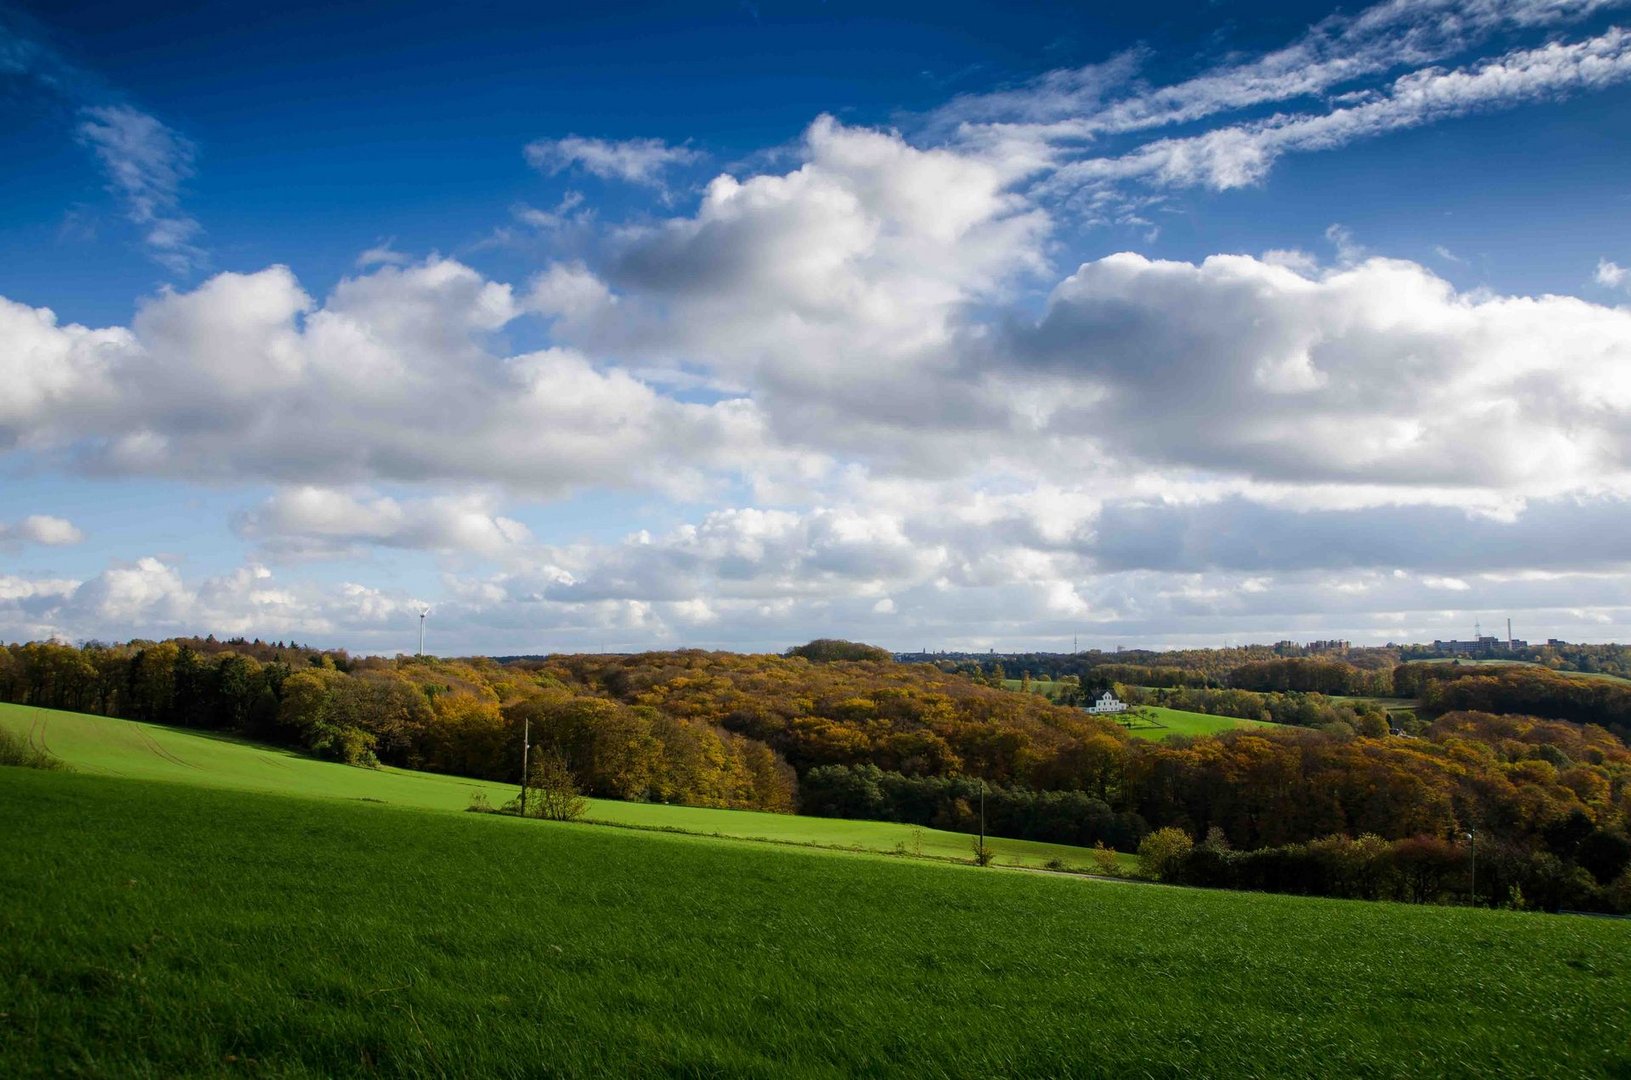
[1468,828,1478,906]
[520,715,530,817]
[979,780,986,859]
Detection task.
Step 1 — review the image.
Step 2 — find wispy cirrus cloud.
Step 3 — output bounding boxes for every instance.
[76,105,204,272]
[355,239,410,269]
[939,0,1625,140]
[931,0,1631,221]
[3,10,206,273]
[524,135,701,186]
[1044,29,1631,199]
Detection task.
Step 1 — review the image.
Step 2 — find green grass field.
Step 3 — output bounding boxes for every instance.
[0,703,1121,872]
[1114,704,1281,740]
[3,767,1628,1078]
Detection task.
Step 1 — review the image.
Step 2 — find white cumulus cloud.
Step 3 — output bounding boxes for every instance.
[0,515,84,548]
[236,487,532,560]
[0,257,772,496]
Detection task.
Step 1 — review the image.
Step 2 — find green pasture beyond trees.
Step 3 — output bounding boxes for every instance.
[1116,704,1282,739]
[3,769,1629,1078]
[0,703,1110,871]
[1001,684,1282,740]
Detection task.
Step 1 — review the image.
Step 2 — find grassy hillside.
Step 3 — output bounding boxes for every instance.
[0,702,1112,871]
[1116,704,1281,740]
[3,768,1628,1078]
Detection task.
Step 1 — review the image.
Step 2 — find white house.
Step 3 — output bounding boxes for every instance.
[1085,691,1126,715]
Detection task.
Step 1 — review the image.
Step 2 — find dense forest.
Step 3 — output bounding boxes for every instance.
[1395,662,1631,746]
[3,637,1630,911]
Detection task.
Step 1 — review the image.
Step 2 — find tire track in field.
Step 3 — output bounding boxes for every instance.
[130,722,204,771]
[28,710,53,756]
[999,863,1154,886]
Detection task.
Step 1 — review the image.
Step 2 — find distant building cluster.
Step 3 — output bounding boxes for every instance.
[1433,634,1529,655]
[1430,619,1535,657]
[1085,691,1127,715]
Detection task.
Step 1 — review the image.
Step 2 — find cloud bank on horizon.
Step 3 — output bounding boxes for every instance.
[4,0,1631,653]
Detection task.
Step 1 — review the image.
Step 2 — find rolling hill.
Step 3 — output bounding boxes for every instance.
[3,763,1628,1077]
[0,702,1113,871]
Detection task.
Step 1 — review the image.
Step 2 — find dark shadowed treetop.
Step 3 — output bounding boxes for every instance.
[786,640,893,663]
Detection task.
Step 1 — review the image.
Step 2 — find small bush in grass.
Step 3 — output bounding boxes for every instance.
[507,752,588,821]
[1044,857,1068,872]
[0,727,66,771]
[467,791,493,813]
[1092,842,1121,876]
[1138,827,1194,881]
[971,836,995,866]
[891,831,929,858]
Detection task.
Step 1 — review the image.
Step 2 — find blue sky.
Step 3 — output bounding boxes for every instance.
[4,0,1631,654]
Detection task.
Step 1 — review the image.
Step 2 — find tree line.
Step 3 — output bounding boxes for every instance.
[800,764,1146,850]
[1139,826,1631,912]
[1225,657,1393,696]
[934,646,1400,687]
[0,639,797,812]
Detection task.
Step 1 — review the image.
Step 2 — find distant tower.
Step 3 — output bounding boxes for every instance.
[1507,618,1513,651]
[417,607,430,656]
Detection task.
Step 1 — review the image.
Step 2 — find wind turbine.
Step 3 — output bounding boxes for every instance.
[417,606,431,656]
